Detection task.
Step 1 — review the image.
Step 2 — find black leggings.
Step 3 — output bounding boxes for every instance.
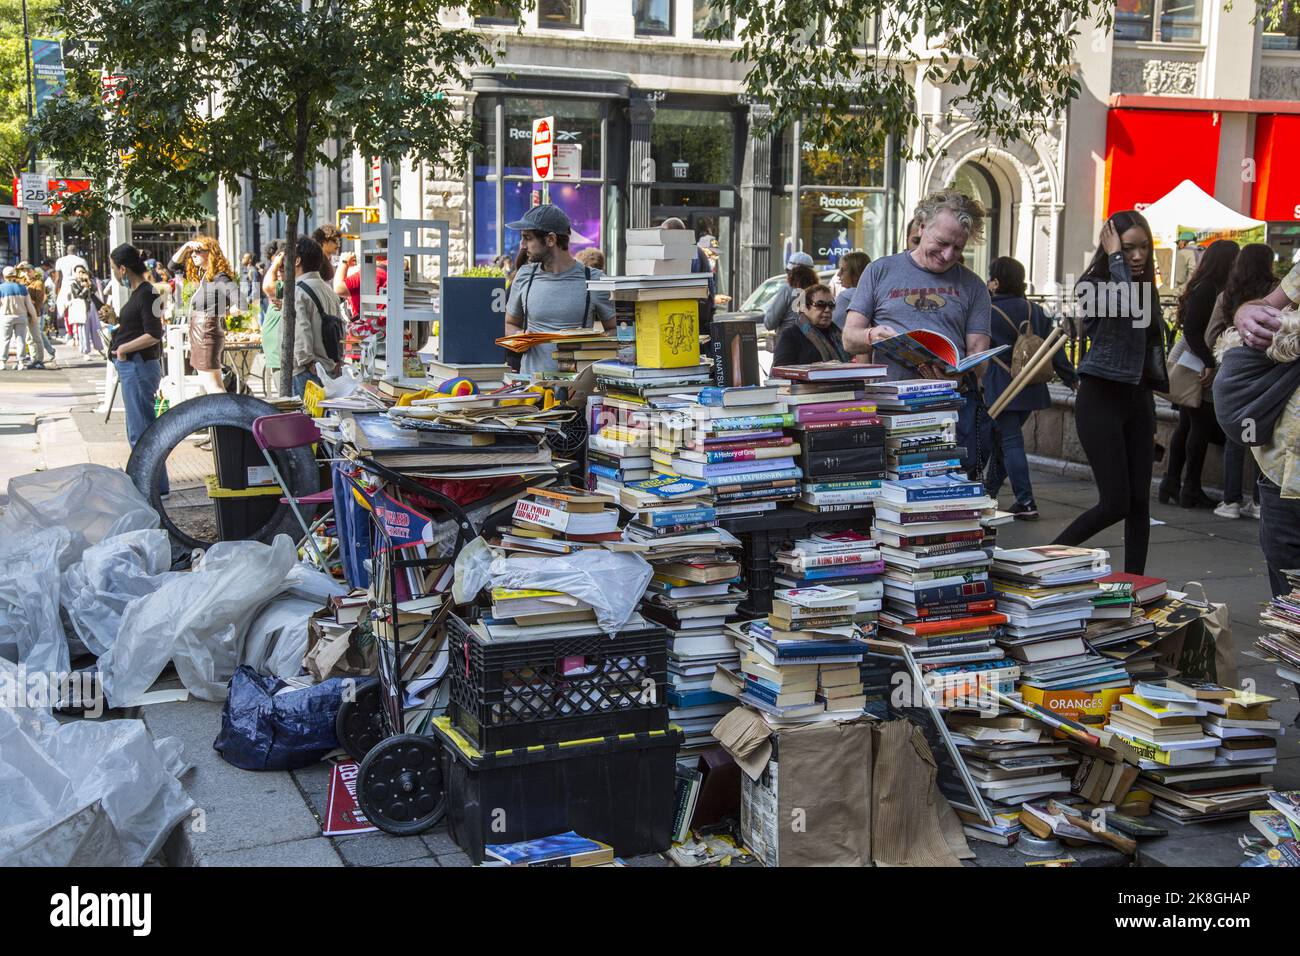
[1163,402,1220,497]
[1054,375,1156,574]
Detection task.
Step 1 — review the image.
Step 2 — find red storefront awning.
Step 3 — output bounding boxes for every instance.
[1252,113,1300,223]
[1104,108,1221,218]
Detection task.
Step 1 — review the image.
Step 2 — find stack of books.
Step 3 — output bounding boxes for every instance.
[626,520,745,751]
[767,362,889,513]
[727,596,871,723]
[505,486,624,556]
[946,717,1076,816]
[550,333,621,374]
[588,419,654,490]
[861,379,966,481]
[1113,680,1281,824]
[622,226,700,277]
[1257,573,1300,684]
[990,546,1128,693]
[773,532,883,625]
[654,388,800,519]
[874,476,1007,679]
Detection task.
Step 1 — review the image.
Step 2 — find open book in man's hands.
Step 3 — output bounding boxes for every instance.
[871,328,1009,375]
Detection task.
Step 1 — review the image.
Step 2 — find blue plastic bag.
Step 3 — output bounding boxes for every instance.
[214,666,354,771]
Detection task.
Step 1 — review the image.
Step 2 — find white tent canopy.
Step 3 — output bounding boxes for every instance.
[1139,179,1266,246]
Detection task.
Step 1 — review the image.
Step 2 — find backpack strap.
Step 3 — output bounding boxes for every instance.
[991,303,1021,339]
[295,278,334,321]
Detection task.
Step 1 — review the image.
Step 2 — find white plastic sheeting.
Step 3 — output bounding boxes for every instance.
[241,564,349,681]
[0,673,194,867]
[0,463,158,569]
[486,549,654,635]
[61,529,176,658]
[0,527,72,673]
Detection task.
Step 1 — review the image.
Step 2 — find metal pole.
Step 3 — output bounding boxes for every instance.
[21,0,40,260]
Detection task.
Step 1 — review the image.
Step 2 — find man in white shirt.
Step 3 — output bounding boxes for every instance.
[54,242,90,329]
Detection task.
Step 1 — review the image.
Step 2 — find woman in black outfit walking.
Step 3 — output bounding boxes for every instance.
[1054,211,1167,574]
[1158,239,1238,508]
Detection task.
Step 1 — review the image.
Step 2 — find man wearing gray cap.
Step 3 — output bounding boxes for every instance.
[1,265,44,370]
[763,250,816,332]
[504,204,614,376]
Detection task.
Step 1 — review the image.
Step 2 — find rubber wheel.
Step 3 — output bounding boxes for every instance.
[356,734,446,836]
[125,392,320,558]
[336,680,386,762]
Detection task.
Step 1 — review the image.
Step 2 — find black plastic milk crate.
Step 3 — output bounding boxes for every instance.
[432,717,682,863]
[445,613,670,750]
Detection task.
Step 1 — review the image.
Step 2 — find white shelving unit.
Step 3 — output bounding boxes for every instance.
[357,218,449,383]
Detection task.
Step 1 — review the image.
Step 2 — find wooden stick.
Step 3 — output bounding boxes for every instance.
[988,328,1068,419]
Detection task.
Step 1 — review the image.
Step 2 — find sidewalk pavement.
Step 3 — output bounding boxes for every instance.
[3,359,1294,866]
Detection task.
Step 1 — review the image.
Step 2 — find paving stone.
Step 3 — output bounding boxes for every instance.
[334,831,432,866]
[421,828,461,856]
[436,851,475,868]
[200,837,343,867]
[382,857,443,867]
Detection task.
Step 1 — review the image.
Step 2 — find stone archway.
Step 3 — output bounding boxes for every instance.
[918,121,1065,293]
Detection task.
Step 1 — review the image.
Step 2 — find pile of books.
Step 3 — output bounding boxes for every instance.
[990,546,1129,695]
[622,226,700,277]
[590,361,713,492]
[874,476,1008,689]
[946,713,1077,817]
[1257,573,1300,684]
[550,333,622,375]
[1112,679,1282,824]
[502,486,623,556]
[774,531,883,627]
[767,362,888,513]
[861,379,966,481]
[623,504,745,752]
[1249,791,1300,850]
[654,386,800,519]
[726,586,871,724]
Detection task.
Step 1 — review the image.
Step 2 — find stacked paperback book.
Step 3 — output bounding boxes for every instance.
[1242,791,1300,866]
[503,486,623,556]
[861,379,966,481]
[774,531,883,627]
[946,713,1077,821]
[1110,679,1282,824]
[623,226,700,277]
[874,475,1011,702]
[989,546,1129,698]
[721,585,871,724]
[1257,571,1300,685]
[767,362,888,513]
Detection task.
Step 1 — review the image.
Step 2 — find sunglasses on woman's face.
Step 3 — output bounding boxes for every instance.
[809,299,835,310]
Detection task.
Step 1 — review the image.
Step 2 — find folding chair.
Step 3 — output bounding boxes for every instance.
[251,412,335,569]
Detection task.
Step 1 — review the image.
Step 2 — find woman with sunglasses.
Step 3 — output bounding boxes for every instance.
[169,235,238,395]
[771,283,849,367]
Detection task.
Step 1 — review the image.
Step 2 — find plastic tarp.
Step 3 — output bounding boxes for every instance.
[0,527,72,673]
[241,566,348,681]
[0,463,158,570]
[485,549,654,635]
[61,529,175,658]
[212,666,348,771]
[99,536,300,706]
[0,690,194,866]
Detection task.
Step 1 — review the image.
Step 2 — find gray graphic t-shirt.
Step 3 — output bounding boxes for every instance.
[847,252,991,380]
[506,261,615,375]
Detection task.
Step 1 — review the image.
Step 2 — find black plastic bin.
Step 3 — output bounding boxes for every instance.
[432,717,682,863]
[446,613,670,750]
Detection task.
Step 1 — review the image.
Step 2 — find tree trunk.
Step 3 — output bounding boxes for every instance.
[277,94,312,399]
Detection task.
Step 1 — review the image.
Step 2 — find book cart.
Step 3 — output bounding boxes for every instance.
[333,454,478,835]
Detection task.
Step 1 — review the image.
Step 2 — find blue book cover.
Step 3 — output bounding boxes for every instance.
[880,475,984,503]
[668,688,733,708]
[692,456,795,477]
[484,831,612,866]
[625,474,710,498]
[706,466,803,487]
[697,386,774,407]
[703,413,795,433]
[646,506,716,527]
[767,638,871,659]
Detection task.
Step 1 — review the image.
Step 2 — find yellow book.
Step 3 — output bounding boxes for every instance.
[490,587,565,600]
[634,299,700,369]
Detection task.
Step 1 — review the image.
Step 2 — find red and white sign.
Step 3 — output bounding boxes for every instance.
[322,761,379,837]
[371,157,383,202]
[532,116,555,182]
[11,175,90,216]
[100,73,127,104]
[553,143,581,183]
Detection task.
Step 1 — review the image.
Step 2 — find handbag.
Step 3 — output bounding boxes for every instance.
[1158,337,1201,407]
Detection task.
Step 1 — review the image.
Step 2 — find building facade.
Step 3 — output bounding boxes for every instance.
[219,1,1300,300]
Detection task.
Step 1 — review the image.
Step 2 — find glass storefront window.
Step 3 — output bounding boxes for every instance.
[650,108,735,185]
[693,0,731,38]
[800,139,885,188]
[1114,0,1202,41]
[502,98,602,178]
[635,0,673,35]
[538,0,582,29]
[798,189,889,269]
[1114,0,1155,40]
[1159,0,1202,41]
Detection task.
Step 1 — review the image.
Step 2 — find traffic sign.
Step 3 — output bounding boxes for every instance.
[532,116,554,182]
[336,206,380,238]
[20,172,48,214]
[553,143,581,183]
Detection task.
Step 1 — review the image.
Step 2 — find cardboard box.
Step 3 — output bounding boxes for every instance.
[739,716,873,867]
[634,299,700,368]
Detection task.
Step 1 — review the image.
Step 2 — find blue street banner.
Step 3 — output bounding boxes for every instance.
[31,38,66,110]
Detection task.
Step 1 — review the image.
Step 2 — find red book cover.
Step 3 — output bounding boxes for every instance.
[1098,572,1168,604]
[323,762,379,837]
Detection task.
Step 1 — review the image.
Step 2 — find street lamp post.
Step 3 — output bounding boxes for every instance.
[21,0,41,261]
